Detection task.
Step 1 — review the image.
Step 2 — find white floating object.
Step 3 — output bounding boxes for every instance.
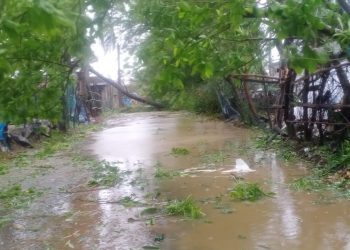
[231,159,255,173]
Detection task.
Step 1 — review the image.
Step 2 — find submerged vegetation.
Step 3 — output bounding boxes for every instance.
[118,196,143,207]
[256,133,350,197]
[87,161,120,187]
[0,164,8,175]
[201,150,228,167]
[255,134,298,162]
[291,169,350,199]
[154,167,180,179]
[171,147,190,156]
[166,197,204,219]
[230,182,273,202]
[153,162,180,179]
[0,185,41,210]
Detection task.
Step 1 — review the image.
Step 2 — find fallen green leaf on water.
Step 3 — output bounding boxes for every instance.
[143,246,160,250]
[118,196,142,207]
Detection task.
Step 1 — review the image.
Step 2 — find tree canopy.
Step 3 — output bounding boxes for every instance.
[1,0,350,126]
[0,0,123,123]
[126,0,350,89]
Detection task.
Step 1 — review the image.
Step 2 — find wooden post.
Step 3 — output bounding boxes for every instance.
[117,44,123,108]
[302,70,311,140]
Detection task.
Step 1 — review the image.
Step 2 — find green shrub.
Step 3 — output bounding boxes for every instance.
[166,196,204,219]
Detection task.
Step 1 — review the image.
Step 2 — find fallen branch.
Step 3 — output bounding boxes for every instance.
[88,66,164,109]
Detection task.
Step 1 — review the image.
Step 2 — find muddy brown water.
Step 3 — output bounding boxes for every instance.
[1,111,350,250]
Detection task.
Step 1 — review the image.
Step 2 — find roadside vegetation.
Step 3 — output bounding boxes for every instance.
[0,185,42,210]
[0,120,111,229]
[255,133,350,198]
[0,164,8,175]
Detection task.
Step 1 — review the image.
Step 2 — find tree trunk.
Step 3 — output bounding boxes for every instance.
[88,66,164,109]
[283,69,296,138]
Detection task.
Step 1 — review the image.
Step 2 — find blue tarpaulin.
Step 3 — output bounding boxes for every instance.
[0,123,6,140]
[65,84,89,124]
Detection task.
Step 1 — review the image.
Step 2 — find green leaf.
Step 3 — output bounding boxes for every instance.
[173,47,179,57]
[173,78,184,90]
[2,19,20,39]
[0,58,11,73]
[201,63,214,79]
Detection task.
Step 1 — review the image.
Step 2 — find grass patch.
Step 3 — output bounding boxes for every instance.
[0,216,12,229]
[290,176,324,192]
[35,131,72,159]
[171,147,190,156]
[254,135,297,162]
[13,154,30,168]
[254,131,350,198]
[87,161,120,187]
[166,196,204,219]
[0,185,42,209]
[0,164,8,175]
[230,182,273,201]
[290,168,350,199]
[35,123,103,159]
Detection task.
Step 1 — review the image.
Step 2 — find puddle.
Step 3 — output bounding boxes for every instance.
[1,111,349,249]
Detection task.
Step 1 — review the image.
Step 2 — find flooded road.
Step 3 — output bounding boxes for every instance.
[91,112,350,250]
[1,111,349,249]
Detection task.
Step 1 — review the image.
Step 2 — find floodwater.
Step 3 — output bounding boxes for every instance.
[1,111,350,250]
[90,112,350,250]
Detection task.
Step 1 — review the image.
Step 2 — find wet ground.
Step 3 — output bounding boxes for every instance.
[1,111,350,250]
